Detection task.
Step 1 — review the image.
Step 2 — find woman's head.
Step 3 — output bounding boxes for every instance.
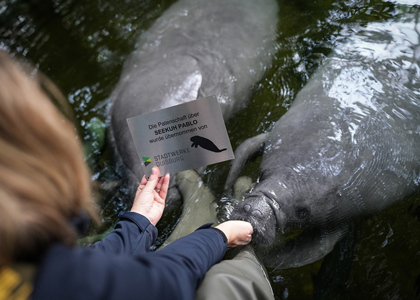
[0,50,96,265]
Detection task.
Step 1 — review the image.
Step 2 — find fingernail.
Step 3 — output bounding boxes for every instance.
[152,168,157,176]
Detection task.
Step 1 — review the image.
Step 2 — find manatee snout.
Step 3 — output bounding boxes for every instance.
[229,197,278,245]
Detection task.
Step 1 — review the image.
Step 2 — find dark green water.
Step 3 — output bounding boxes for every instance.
[1,0,420,298]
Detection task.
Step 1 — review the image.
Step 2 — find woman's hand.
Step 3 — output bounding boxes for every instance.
[130,167,170,226]
[215,220,253,247]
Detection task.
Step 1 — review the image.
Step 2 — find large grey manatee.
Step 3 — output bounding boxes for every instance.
[109,0,278,198]
[226,12,420,268]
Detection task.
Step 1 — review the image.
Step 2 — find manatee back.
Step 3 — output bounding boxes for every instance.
[259,18,420,226]
[109,0,279,180]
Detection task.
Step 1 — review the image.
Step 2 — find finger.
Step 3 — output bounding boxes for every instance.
[156,167,162,178]
[140,175,147,186]
[154,175,167,194]
[158,174,170,200]
[143,167,160,193]
[235,236,251,247]
[155,176,164,192]
[136,175,148,196]
[233,232,251,246]
[152,189,164,203]
[245,234,252,243]
[139,176,148,189]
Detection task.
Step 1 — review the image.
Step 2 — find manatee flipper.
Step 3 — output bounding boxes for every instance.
[196,245,275,300]
[263,225,348,270]
[195,166,206,175]
[224,133,268,194]
[233,176,255,201]
[158,170,219,249]
[313,224,358,300]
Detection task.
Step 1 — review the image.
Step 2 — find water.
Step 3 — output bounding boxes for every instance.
[1,0,420,298]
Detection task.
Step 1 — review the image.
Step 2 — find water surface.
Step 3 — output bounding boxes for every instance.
[1,0,419,298]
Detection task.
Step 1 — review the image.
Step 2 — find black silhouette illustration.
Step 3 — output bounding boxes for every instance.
[190,136,227,153]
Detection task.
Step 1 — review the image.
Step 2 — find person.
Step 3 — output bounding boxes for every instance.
[0,49,253,300]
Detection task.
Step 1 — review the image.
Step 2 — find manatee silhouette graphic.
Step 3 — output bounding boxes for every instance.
[190,136,227,153]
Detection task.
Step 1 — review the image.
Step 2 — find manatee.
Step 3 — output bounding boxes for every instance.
[109,0,278,201]
[225,14,420,268]
[190,136,227,153]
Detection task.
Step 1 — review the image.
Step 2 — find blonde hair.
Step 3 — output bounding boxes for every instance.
[0,50,97,266]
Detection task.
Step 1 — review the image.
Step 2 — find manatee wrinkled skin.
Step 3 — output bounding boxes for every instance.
[109,0,278,196]
[226,18,420,265]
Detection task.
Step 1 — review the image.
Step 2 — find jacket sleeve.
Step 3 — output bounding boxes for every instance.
[89,212,156,256]
[134,228,228,300]
[33,227,227,300]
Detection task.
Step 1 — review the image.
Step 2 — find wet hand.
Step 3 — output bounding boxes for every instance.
[215,220,253,247]
[130,167,170,226]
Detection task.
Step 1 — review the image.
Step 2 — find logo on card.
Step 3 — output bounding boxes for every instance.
[142,157,152,167]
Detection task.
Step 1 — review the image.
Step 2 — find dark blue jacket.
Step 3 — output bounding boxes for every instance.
[32,212,227,300]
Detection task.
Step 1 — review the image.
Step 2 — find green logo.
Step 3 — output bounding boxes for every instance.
[142,157,152,167]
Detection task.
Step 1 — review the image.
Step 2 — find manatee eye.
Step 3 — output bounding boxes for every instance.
[295,206,310,220]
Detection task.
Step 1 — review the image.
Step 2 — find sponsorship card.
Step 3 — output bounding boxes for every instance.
[127,96,234,177]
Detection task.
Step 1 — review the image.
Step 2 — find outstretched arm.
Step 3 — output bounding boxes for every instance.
[130,167,170,226]
[91,167,170,255]
[91,166,253,256]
